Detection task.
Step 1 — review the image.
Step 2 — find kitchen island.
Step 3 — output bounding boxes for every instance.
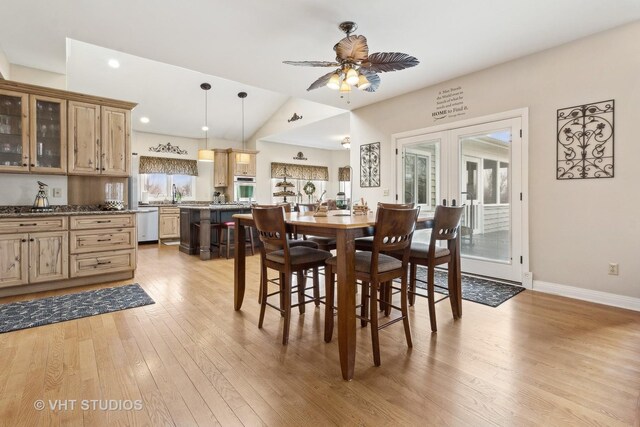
[178,204,253,260]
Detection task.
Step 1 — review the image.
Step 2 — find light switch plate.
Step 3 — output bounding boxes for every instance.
[52,188,62,198]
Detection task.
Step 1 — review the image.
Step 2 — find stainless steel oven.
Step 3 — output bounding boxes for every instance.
[234,176,256,202]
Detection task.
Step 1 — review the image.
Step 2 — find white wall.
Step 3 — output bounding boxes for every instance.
[0,174,67,205]
[0,48,10,79]
[350,21,640,298]
[255,140,349,204]
[132,131,242,202]
[9,64,66,89]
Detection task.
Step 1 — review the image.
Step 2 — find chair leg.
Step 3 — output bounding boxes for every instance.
[312,267,320,307]
[401,273,412,348]
[409,263,417,306]
[279,272,285,317]
[378,282,386,312]
[360,280,369,328]
[297,271,305,314]
[369,281,381,367]
[226,227,232,259]
[248,226,255,256]
[447,261,459,319]
[282,273,292,345]
[324,266,334,342]
[427,265,437,332]
[384,281,392,317]
[258,261,268,329]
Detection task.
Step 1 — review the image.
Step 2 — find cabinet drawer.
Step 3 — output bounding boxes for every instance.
[70,228,135,254]
[0,217,67,234]
[70,214,135,230]
[70,249,136,278]
[159,207,180,214]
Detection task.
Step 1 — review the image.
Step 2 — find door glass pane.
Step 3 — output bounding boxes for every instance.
[403,140,439,215]
[0,94,24,167]
[460,129,511,263]
[34,100,62,169]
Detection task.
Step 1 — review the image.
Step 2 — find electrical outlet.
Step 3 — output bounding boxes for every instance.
[608,263,619,276]
[383,189,389,196]
[522,271,533,287]
[52,188,62,198]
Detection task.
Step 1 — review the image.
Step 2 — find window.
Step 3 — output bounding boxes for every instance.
[482,159,509,205]
[141,174,196,201]
[404,152,431,207]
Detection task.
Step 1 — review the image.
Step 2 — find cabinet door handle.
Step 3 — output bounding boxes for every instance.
[29,238,34,242]
[30,164,35,167]
[19,223,37,227]
[21,239,26,243]
[96,220,111,223]
[97,238,111,242]
[97,260,112,265]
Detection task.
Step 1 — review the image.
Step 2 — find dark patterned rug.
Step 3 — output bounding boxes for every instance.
[0,284,154,334]
[412,267,524,307]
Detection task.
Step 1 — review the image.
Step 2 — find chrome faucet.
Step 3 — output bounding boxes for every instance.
[171,184,177,204]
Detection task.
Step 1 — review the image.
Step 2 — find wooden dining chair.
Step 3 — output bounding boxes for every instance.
[252,206,332,344]
[408,205,464,332]
[324,206,419,366]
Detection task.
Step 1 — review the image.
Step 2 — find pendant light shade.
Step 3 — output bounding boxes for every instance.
[197,83,214,162]
[236,91,250,165]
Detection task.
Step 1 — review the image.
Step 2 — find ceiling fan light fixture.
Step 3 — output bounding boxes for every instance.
[327,72,341,90]
[357,74,371,90]
[339,80,351,93]
[345,68,359,86]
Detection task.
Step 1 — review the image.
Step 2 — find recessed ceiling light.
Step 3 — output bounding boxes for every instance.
[139,117,150,124]
[201,126,209,131]
[108,59,120,68]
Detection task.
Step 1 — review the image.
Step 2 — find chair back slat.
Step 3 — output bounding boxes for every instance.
[252,206,289,254]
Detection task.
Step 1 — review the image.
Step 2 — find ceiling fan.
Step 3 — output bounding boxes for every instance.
[283,21,419,93]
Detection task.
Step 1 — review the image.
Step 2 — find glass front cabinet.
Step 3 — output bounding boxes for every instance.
[0,89,66,174]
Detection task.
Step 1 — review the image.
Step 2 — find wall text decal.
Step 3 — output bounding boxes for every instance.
[432,86,468,121]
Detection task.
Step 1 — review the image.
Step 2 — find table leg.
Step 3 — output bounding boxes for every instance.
[234,219,247,311]
[199,209,212,261]
[455,234,462,318]
[336,229,356,380]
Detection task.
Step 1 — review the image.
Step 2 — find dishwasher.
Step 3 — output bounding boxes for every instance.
[137,207,159,242]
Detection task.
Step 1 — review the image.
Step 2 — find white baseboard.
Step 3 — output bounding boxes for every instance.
[532,280,640,312]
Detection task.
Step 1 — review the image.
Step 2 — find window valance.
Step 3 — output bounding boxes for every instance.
[338,167,351,182]
[139,156,199,176]
[271,162,329,181]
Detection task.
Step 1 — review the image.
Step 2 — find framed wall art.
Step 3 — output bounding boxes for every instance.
[557,99,614,179]
[360,142,380,187]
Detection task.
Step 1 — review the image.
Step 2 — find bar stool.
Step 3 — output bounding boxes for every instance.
[219,221,256,259]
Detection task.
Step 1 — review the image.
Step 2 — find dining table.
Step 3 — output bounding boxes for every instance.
[233,210,462,380]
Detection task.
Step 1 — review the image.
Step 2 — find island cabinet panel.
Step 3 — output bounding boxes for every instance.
[29,231,68,284]
[0,233,29,288]
[68,101,101,174]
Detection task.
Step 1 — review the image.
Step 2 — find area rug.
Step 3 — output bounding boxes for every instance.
[0,284,154,334]
[412,267,524,307]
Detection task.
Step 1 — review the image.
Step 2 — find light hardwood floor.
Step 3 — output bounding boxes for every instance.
[1,244,639,426]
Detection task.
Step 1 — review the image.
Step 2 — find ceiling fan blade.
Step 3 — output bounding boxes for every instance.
[306,71,337,91]
[362,52,419,73]
[283,60,341,67]
[360,69,380,92]
[334,35,369,62]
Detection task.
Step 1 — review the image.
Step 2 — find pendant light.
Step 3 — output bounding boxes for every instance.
[236,91,251,165]
[197,82,214,162]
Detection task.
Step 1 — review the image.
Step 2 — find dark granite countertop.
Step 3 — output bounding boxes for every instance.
[178,204,251,211]
[0,205,139,218]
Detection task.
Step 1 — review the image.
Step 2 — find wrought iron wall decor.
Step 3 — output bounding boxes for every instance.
[557,100,614,179]
[360,142,380,187]
[288,113,303,123]
[148,142,188,155]
[293,151,308,161]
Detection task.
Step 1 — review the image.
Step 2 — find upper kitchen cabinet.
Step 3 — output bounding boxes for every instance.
[0,89,29,173]
[0,90,67,174]
[213,149,228,187]
[228,149,258,177]
[0,80,136,177]
[68,104,131,176]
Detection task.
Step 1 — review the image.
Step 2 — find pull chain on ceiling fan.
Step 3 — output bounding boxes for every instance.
[283,21,419,94]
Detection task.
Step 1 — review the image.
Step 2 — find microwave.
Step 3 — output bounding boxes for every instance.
[234,176,256,202]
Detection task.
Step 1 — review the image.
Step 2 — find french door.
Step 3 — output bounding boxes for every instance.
[396,117,524,282]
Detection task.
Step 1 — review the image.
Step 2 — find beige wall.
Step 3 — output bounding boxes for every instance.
[255,140,350,204]
[351,21,640,298]
[0,48,10,79]
[9,64,66,89]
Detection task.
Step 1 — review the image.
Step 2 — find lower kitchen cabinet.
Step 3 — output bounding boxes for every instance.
[159,207,180,241]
